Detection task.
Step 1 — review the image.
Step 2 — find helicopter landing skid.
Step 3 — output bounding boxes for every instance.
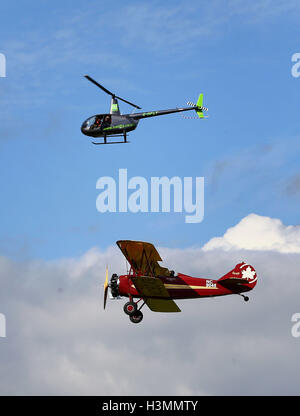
[92,140,130,145]
[92,133,129,145]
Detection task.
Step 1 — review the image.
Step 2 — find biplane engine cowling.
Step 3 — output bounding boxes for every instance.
[110,274,119,297]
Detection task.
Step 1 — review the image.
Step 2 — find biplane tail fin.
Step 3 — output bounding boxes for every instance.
[217,262,257,291]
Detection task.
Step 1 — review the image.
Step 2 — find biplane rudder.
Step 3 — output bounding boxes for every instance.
[217,262,257,290]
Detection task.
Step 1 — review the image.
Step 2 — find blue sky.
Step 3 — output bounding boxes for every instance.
[1,0,300,260]
[2,1,300,397]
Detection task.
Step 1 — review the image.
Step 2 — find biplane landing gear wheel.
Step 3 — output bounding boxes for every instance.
[123,301,137,316]
[240,294,249,302]
[129,310,143,324]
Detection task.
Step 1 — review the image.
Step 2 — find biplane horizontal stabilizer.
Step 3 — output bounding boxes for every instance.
[218,277,249,287]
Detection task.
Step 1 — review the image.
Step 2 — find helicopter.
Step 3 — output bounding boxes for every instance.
[81,75,208,145]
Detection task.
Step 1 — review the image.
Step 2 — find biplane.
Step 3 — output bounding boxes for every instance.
[103,240,258,324]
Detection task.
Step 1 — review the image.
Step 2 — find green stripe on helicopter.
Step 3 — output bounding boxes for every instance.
[111,103,119,112]
[103,123,136,131]
[142,111,158,117]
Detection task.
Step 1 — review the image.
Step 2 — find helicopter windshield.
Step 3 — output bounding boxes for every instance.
[83,116,96,129]
[82,115,104,130]
[82,114,112,132]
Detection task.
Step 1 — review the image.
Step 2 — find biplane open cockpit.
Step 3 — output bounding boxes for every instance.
[103,240,258,324]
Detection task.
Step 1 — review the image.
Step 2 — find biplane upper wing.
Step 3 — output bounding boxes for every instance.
[116,240,170,277]
[131,276,181,312]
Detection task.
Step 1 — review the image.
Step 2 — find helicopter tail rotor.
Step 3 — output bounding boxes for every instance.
[186,93,208,119]
[196,93,208,118]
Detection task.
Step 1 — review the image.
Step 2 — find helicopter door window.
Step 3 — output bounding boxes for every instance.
[102,115,111,128]
[94,116,103,128]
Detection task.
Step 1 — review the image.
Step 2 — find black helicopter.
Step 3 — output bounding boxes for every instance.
[81,75,208,145]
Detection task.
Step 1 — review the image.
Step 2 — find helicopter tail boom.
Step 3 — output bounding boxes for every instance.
[130,92,208,120]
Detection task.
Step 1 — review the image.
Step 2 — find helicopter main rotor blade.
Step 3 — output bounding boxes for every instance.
[114,95,141,110]
[84,75,114,97]
[84,75,141,110]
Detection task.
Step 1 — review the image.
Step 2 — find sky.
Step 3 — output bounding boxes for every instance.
[0,0,300,396]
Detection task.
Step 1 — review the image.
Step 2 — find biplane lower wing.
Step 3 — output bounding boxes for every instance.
[131,276,181,312]
[145,298,181,313]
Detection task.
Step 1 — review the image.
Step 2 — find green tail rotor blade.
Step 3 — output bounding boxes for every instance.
[197,93,203,108]
[196,93,204,118]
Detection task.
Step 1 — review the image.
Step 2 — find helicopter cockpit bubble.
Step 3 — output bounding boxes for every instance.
[81,116,95,130]
[81,115,104,133]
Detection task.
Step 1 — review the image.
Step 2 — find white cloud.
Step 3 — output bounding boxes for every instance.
[0,214,300,395]
[203,213,300,253]
[114,1,300,53]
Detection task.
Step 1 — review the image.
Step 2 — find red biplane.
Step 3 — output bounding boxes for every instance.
[103,240,258,324]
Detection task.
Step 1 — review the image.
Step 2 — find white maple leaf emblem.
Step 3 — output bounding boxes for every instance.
[241,266,256,282]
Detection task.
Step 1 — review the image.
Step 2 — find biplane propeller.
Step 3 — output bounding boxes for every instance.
[81,75,208,145]
[103,240,258,324]
[103,266,109,310]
